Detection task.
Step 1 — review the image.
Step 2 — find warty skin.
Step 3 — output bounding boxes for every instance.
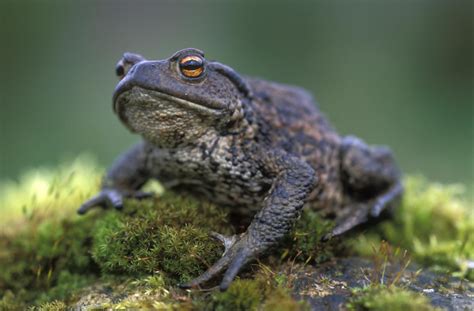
[78,48,402,291]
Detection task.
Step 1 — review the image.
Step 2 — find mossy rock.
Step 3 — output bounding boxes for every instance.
[1,157,473,309]
[0,157,231,305]
[352,176,474,280]
[291,257,473,311]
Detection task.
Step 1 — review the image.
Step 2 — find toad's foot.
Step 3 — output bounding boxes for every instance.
[179,232,255,291]
[77,188,153,214]
[322,182,403,241]
[370,181,403,217]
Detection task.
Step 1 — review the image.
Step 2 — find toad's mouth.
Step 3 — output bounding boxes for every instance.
[114,87,224,118]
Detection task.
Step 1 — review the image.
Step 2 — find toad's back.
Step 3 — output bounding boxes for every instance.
[248,79,345,212]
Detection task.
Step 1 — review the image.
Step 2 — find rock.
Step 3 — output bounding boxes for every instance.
[72,257,472,310]
[292,257,473,311]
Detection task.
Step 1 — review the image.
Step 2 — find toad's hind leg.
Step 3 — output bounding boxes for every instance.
[324,183,403,240]
[324,136,403,240]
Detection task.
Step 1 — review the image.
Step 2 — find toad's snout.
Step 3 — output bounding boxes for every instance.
[113,61,164,107]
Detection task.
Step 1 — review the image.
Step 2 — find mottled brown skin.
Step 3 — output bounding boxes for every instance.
[78,48,403,291]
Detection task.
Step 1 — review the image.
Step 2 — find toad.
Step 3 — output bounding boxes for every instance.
[78,48,402,291]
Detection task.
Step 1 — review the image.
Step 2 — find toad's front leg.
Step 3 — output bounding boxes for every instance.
[77,142,152,214]
[180,152,316,291]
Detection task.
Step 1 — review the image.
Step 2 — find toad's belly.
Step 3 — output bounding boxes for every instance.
[148,148,273,208]
[163,177,270,209]
[146,139,344,214]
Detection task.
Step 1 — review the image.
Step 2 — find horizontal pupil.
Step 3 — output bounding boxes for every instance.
[181,60,202,70]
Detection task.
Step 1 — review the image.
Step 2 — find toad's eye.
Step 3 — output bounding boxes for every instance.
[179,55,204,78]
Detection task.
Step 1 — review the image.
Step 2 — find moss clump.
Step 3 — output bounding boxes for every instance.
[0,212,100,304]
[0,156,103,305]
[347,286,438,311]
[0,157,232,306]
[0,155,102,226]
[32,300,67,311]
[205,276,309,311]
[210,279,262,311]
[261,287,308,311]
[91,193,229,283]
[281,209,340,264]
[0,291,27,311]
[352,176,474,280]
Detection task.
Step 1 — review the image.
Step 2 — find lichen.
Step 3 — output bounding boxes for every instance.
[80,275,187,310]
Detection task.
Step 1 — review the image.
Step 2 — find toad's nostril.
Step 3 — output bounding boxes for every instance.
[115,64,125,77]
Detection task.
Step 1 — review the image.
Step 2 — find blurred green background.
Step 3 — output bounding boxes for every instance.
[1,0,472,186]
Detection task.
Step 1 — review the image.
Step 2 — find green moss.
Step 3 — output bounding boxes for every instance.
[91,193,228,283]
[0,157,230,306]
[0,291,27,311]
[205,276,309,311]
[0,157,103,306]
[0,206,100,304]
[347,286,437,311]
[210,279,263,311]
[281,209,340,264]
[1,157,472,309]
[261,287,308,311]
[31,300,67,311]
[352,176,474,280]
[0,155,102,225]
[35,272,95,304]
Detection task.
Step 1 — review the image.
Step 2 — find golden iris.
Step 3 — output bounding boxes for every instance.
[179,55,204,78]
